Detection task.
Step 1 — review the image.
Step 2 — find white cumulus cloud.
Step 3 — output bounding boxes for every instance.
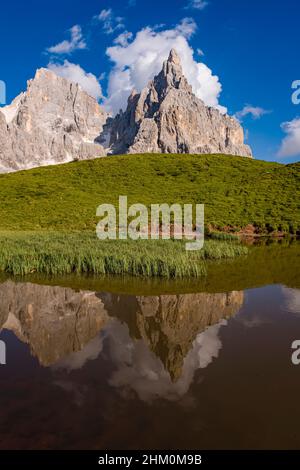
[47,60,102,100]
[278,117,300,158]
[95,8,125,35]
[185,0,209,10]
[114,31,133,47]
[47,25,87,55]
[104,18,226,115]
[234,105,271,122]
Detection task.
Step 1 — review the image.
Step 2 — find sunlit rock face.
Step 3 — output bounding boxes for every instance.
[0,68,108,173]
[104,49,252,158]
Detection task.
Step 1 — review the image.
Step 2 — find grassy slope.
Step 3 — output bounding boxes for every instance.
[0,153,299,232]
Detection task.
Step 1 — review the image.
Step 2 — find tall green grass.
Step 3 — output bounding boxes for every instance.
[0,232,248,278]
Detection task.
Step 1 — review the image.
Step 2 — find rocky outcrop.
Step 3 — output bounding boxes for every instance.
[104,49,252,157]
[0,68,108,173]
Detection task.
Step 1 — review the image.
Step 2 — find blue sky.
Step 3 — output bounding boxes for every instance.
[0,0,299,162]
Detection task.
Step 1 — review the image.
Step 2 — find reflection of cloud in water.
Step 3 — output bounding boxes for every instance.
[53,335,104,371]
[281,287,300,315]
[106,319,227,402]
[54,318,227,402]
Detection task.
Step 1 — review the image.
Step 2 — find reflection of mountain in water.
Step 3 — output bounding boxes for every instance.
[0,281,108,366]
[0,281,244,384]
[102,291,244,381]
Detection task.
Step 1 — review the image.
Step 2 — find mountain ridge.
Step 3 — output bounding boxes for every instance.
[0,49,252,173]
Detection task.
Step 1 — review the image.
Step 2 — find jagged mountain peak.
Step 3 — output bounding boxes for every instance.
[150,48,192,99]
[25,68,72,98]
[105,49,252,157]
[0,49,252,173]
[168,48,181,65]
[34,67,56,79]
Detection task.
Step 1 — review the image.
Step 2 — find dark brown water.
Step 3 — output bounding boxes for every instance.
[0,241,300,450]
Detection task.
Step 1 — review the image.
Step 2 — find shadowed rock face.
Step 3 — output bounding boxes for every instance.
[104,49,252,158]
[0,281,243,378]
[0,69,108,173]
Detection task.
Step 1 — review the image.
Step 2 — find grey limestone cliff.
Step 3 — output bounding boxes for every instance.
[0,68,108,173]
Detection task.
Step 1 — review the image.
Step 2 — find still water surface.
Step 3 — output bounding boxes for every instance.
[0,241,300,449]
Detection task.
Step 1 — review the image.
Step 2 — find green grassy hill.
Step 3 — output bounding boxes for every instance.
[0,153,299,233]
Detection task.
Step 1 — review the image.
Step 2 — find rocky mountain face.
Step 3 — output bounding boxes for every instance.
[0,68,108,173]
[103,49,252,158]
[0,50,252,173]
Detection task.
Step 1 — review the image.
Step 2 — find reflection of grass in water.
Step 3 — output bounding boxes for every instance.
[203,239,300,292]
[0,231,247,278]
[0,238,295,295]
